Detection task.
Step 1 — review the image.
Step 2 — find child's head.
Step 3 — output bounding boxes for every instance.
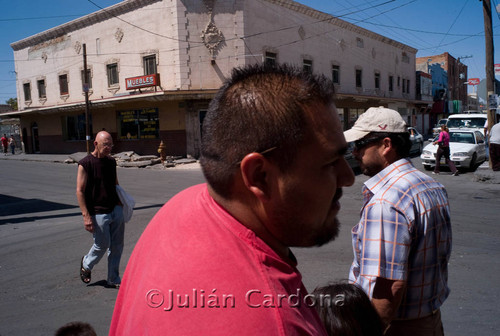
[312,282,383,336]
[55,321,97,336]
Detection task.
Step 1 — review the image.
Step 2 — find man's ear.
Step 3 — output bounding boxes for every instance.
[381,137,393,155]
[239,153,273,201]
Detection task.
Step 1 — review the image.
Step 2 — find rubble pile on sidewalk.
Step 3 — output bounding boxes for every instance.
[66,152,197,169]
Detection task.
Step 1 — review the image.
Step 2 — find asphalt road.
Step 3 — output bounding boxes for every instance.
[0,158,499,335]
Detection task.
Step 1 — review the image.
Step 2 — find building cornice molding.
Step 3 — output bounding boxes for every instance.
[263,0,418,53]
[10,0,162,51]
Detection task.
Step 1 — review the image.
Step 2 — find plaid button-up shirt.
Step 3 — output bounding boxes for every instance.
[349,159,452,319]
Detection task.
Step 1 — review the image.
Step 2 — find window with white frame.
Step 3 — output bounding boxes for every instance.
[355,69,362,88]
[59,74,69,95]
[332,65,340,84]
[375,72,380,89]
[303,59,312,73]
[143,55,157,75]
[37,79,46,99]
[23,82,31,101]
[107,63,119,86]
[264,52,277,67]
[81,69,92,91]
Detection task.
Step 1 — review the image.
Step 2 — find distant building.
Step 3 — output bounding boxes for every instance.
[9,0,419,155]
[416,52,468,114]
[0,104,13,114]
[415,71,433,134]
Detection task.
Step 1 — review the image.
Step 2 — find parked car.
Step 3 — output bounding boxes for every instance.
[420,128,487,171]
[446,113,487,135]
[432,119,448,137]
[408,127,424,155]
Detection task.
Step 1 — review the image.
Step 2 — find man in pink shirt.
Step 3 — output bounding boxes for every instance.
[110,64,355,335]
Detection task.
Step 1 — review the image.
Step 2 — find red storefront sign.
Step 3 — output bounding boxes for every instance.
[125,74,160,90]
[468,78,480,85]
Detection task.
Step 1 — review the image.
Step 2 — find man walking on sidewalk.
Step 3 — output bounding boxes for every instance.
[76,131,124,288]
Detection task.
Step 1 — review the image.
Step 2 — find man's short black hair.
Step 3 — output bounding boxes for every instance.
[200,63,336,198]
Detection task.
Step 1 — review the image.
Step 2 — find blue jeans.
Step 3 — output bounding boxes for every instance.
[83,205,124,284]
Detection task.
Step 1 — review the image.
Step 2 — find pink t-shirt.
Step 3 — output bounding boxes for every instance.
[110,184,327,336]
[438,131,450,147]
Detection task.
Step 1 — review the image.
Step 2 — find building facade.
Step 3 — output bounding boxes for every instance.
[10,0,418,155]
[416,52,468,115]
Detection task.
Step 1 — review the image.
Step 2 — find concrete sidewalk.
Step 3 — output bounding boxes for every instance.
[0,152,202,170]
[0,153,71,163]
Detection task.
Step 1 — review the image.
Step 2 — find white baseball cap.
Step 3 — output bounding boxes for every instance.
[343,106,407,142]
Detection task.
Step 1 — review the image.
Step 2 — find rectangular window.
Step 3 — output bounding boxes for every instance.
[402,78,406,93]
[406,79,410,94]
[143,55,157,75]
[374,72,380,89]
[402,52,409,63]
[389,76,394,92]
[356,37,364,48]
[62,114,93,141]
[59,74,69,95]
[37,79,46,98]
[264,52,277,67]
[118,108,159,140]
[303,59,312,74]
[397,76,401,87]
[107,63,119,86]
[332,65,340,84]
[23,82,31,101]
[81,69,92,90]
[355,69,362,88]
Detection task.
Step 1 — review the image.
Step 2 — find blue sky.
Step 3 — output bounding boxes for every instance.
[0,0,499,104]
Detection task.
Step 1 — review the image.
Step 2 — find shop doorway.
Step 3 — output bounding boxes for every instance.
[31,123,40,153]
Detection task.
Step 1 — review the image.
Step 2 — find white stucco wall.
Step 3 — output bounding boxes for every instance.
[12,0,417,112]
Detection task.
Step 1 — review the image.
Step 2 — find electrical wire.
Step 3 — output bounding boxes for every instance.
[432,0,470,54]
[86,0,204,44]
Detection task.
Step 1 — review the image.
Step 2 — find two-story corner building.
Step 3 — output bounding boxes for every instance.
[9,0,418,156]
[416,52,468,114]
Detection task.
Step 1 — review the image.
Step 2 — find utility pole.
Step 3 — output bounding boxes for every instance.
[482,0,495,168]
[457,55,472,110]
[83,44,91,154]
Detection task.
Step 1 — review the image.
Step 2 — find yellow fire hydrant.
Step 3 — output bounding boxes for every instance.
[158,140,167,165]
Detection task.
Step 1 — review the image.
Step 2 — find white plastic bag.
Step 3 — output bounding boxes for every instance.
[116,185,135,223]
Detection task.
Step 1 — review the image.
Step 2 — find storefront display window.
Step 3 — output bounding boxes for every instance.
[62,114,92,141]
[118,108,159,139]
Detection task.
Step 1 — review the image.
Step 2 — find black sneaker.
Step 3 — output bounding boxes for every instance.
[453,171,459,176]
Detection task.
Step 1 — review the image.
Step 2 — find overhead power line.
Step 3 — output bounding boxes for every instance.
[0,15,83,22]
[86,0,204,44]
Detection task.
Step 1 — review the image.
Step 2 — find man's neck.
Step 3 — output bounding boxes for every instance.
[91,150,105,159]
[207,186,292,263]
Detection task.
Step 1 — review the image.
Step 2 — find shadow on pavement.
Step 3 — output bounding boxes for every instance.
[0,201,165,225]
[0,194,77,217]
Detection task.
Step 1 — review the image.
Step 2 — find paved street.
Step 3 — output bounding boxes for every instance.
[0,157,499,335]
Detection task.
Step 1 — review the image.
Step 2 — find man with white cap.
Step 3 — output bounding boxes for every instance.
[344,107,452,336]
